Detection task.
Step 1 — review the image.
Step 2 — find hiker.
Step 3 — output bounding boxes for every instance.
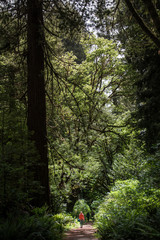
[86,212,90,222]
[79,211,85,228]
[91,211,95,220]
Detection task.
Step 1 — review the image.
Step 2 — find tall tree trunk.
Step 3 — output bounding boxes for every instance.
[27,0,50,206]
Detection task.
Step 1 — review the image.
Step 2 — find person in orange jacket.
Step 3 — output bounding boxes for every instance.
[79,211,85,228]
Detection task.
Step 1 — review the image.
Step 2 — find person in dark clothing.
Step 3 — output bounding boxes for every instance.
[86,212,90,222]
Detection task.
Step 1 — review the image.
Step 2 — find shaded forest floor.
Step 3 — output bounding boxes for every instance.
[63,222,98,240]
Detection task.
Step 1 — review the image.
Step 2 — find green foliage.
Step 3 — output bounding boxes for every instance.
[73,199,91,218]
[95,179,160,240]
[32,208,77,230]
[0,98,38,214]
[91,199,103,213]
[135,52,160,151]
[47,34,132,209]
[53,213,78,230]
[62,38,86,64]
[0,207,78,240]
[0,96,41,214]
[0,43,42,214]
[31,206,49,217]
[109,0,160,152]
[110,136,147,181]
[143,147,160,188]
[0,214,63,240]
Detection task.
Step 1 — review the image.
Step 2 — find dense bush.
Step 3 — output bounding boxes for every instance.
[53,212,78,230]
[0,215,63,240]
[91,199,103,214]
[95,179,160,240]
[0,208,76,240]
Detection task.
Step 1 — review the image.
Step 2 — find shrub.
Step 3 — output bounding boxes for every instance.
[0,212,63,240]
[53,212,76,229]
[91,199,103,214]
[95,179,160,240]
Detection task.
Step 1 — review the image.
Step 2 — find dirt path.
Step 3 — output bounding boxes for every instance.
[63,222,98,240]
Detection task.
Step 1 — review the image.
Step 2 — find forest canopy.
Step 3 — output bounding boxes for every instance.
[1,1,160,240]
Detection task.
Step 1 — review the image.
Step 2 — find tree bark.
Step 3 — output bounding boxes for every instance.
[27,0,50,206]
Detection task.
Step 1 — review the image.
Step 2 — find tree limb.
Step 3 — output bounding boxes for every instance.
[123,0,160,48]
[142,0,160,34]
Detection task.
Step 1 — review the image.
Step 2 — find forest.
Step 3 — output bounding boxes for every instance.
[1,0,160,239]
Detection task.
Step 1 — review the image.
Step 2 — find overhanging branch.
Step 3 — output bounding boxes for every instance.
[123,0,160,48]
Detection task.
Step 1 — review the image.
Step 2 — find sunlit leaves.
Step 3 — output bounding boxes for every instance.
[47,34,131,206]
[95,179,160,240]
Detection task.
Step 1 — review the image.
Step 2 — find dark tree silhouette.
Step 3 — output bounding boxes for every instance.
[27,0,50,206]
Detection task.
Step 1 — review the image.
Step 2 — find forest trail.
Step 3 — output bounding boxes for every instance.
[63,222,98,240]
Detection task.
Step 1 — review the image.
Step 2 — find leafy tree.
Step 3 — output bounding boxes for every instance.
[0,0,89,208]
[46,34,136,211]
[0,52,38,216]
[135,52,160,151]
[116,1,160,151]
[110,136,147,181]
[98,1,160,151]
